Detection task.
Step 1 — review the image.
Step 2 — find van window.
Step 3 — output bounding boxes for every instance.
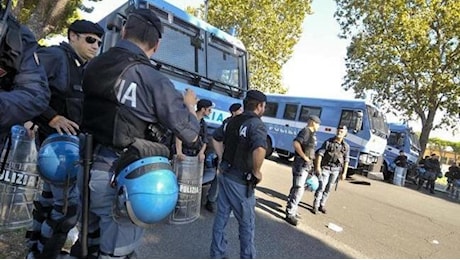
[264,102,278,117]
[299,106,321,122]
[339,110,363,130]
[283,104,298,120]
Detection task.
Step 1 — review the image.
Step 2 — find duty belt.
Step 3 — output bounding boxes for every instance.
[221,161,249,186]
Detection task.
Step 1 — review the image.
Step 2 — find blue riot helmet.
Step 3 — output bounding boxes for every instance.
[115,156,178,227]
[37,133,80,185]
[305,174,319,192]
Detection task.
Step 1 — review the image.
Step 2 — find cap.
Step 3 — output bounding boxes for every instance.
[308,115,321,124]
[338,125,347,130]
[229,103,242,113]
[129,8,163,37]
[197,99,214,110]
[245,90,266,102]
[69,20,104,38]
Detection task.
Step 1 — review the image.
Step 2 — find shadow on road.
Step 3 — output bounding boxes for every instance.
[138,202,356,259]
[255,186,314,221]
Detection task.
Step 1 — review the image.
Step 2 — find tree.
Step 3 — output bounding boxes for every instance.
[334,0,460,156]
[9,0,102,40]
[451,142,460,162]
[191,0,312,93]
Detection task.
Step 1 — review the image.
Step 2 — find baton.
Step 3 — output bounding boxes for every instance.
[81,133,93,258]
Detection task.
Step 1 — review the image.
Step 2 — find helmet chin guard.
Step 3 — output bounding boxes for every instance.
[114,156,178,227]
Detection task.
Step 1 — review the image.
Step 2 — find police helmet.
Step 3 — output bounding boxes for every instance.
[305,174,319,192]
[37,133,80,185]
[115,156,178,227]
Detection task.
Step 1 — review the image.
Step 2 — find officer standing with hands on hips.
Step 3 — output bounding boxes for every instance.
[25,20,104,259]
[71,8,200,258]
[210,90,267,259]
[0,1,49,142]
[285,115,321,226]
[312,125,350,214]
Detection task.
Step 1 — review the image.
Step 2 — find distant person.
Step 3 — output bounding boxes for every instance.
[417,153,441,194]
[449,162,460,199]
[205,102,243,213]
[285,115,321,226]
[394,150,408,168]
[312,125,350,214]
[445,161,457,192]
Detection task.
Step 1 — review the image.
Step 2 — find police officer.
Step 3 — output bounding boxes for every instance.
[312,125,350,214]
[285,115,320,226]
[205,102,243,213]
[25,20,104,259]
[72,8,200,258]
[210,90,267,259]
[175,98,213,162]
[418,153,441,194]
[0,3,49,142]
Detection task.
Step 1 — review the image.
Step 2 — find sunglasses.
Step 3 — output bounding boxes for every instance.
[78,34,102,47]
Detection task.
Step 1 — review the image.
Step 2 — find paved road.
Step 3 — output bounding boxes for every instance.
[138,157,460,258]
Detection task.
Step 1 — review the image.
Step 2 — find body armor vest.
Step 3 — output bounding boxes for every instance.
[82,47,154,149]
[48,45,85,124]
[296,128,316,160]
[0,16,22,91]
[321,137,347,167]
[222,114,256,172]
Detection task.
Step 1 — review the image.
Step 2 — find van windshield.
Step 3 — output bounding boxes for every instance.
[367,105,388,138]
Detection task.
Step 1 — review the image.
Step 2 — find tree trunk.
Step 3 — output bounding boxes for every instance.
[418,108,437,160]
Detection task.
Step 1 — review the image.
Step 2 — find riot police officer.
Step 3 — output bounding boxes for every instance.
[0,2,49,142]
[285,115,321,226]
[175,98,213,162]
[210,90,267,259]
[25,20,104,259]
[205,102,243,213]
[312,125,350,214]
[72,8,200,258]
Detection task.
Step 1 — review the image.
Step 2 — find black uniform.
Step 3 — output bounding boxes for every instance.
[0,12,49,139]
[210,110,267,258]
[77,39,200,257]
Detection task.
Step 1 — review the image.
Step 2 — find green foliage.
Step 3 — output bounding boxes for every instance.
[9,0,102,40]
[193,0,312,93]
[335,0,460,156]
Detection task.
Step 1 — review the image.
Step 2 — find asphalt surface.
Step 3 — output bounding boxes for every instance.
[137,156,460,259]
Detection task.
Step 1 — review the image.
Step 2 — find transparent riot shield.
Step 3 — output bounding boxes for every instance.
[0,125,41,230]
[169,155,204,224]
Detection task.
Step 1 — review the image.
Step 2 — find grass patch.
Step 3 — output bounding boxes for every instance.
[0,228,28,258]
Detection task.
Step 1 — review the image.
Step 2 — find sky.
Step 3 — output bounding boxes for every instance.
[80,0,459,142]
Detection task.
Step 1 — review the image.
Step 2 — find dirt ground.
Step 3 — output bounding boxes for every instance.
[0,228,28,258]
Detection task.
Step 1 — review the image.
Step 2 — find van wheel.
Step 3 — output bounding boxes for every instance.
[265,138,273,158]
